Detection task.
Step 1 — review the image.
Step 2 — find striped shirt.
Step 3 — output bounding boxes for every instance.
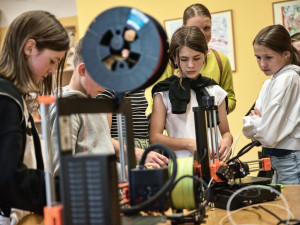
[98,89,149,139]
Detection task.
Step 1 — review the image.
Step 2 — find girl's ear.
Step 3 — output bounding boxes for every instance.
[283,51,291,60]
[24,39,36,57]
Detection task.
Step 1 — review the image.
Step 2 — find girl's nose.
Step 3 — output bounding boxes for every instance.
[260,59,267,68]
[48,65,56,75]
[48,70,53,76]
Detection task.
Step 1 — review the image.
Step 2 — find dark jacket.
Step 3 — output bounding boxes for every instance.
[0,77,46,216]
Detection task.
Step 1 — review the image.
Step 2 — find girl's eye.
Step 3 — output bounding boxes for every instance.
[50,60,55,65]
[180,58,188,62]
[203,26,211,31]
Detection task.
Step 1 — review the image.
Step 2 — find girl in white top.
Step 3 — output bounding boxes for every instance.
[150,26,233,159]
[243,25,300,184]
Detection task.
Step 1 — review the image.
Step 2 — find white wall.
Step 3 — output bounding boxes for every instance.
[0,0,77,28]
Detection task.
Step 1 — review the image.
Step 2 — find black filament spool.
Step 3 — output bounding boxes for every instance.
[82,7,169,93]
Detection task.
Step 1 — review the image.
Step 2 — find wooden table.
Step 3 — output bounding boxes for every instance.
[159,185,300,225]
[18,185,300,225]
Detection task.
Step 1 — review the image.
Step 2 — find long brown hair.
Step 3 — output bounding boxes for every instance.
[253,25,300,66]
[0,10,70,95]
[169,26,208,86]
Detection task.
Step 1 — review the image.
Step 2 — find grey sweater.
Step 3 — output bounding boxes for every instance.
[47,86,118,177]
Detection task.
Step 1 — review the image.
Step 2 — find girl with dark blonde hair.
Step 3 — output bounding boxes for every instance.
[0,10,69,222]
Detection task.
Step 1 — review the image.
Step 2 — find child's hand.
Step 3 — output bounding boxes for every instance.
[218,134,232,160]
[145,151,169,168]
[186,139,197,155]
[249,107,261,117]
[218,141,231,160]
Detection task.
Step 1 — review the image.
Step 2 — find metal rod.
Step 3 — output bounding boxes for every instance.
[245,159,262,163]
[249,168,264,172]
[212,109,219,160]
[39,103,56,207]
[117,113,127,182]
[208,111,215,162]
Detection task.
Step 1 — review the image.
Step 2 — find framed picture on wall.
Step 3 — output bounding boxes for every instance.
[64,26,77,70]
[164,18,182,42]
[209,10,236,71]
[163,9,236,71]
[273,0,300,36]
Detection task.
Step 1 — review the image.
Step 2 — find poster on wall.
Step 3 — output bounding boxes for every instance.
[164,17,182,42]
[64,26,76,70]
[208,10,235,71]
[164,10,236,71]
[273,0,300,36]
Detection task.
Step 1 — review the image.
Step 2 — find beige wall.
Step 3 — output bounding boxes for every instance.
[76,0,285,165]
[0,27,8,46]
[58,15,79,41]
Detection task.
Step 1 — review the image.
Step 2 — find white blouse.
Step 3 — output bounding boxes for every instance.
[155,85,227,158]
